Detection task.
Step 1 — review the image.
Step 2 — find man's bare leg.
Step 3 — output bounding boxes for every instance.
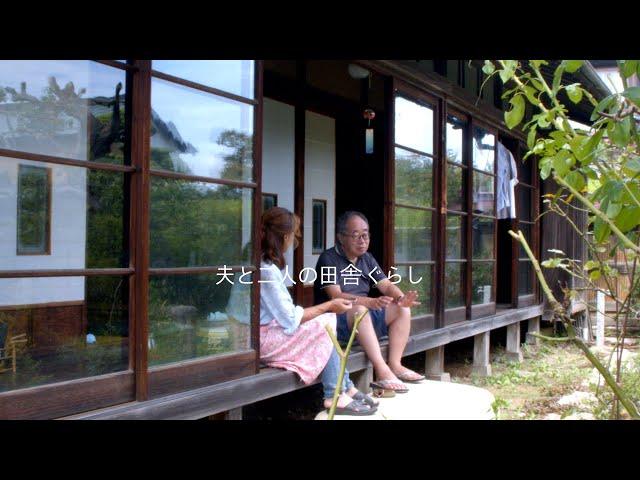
[346,305,400,383]
[384,303,412,374]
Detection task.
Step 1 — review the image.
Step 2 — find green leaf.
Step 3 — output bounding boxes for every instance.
[530,60,549,69]
[624,157,640,173]
[594,217,611,243]
[622,86,640,107]
[566,83,583,104]
[499,60,517,83]
[589,269,602,281]
[482,60,495,75]
[576,129,604,164]
[621,60,638,79]
[614,206,640,233]
[552,149,573,176]
[505,94,525,129]
[540,157,552,179]
[565,170,585,192]
[584,260,598,271]
[527,127,537,150]
[552,64,565,93]
[610,116,631,147]
[530,78,545,92]
[562,60,584,73]
[606,202,622,219]
[591,94,616,121]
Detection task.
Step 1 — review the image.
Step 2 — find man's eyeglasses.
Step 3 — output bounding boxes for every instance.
[341,232,370,242]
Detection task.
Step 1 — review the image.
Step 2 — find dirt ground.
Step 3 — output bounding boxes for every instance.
[240,326,640,420]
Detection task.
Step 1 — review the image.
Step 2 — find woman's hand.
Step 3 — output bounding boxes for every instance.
[330,298,354,314]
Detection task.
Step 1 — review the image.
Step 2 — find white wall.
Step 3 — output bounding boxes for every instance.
[262,98,295,283]
[304,111,336,280]
[0,158,87,306]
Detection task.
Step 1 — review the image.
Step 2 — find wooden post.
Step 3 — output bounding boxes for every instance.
[505,322,523,362]
[472,331,492,377]
[526,316,540,345]
[425,346,450,381]
[352,365,374,393]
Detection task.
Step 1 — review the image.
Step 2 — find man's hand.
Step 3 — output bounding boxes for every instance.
[397,290,420,308]
[371,296,394,310]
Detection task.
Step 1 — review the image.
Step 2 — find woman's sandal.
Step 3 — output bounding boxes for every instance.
[331,399,377,416]
[370,379,409,395]
[352,390,380,408]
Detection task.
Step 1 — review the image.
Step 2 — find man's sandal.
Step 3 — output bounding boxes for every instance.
[331,399,377,416]
[394,369,426,384]
[370,379,409,395]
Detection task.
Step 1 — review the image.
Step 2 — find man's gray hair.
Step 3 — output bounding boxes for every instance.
[337,210,369,235]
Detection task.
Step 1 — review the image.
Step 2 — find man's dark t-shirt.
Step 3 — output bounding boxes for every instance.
[313,243,387,304]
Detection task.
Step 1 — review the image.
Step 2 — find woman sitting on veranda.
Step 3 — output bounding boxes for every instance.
[259,207,378,416]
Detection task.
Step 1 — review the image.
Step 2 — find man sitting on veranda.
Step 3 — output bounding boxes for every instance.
[313,210,425,392]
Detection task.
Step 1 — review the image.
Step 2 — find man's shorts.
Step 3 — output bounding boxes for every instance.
[336,309,388,345]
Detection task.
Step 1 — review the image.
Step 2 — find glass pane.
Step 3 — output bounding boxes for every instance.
[149,273,252,366]
[394,207,432,262]
[312,200,325,253]
[150,177,253,268]
[447,163,464,211]
[473,171,495,216]
[445,262,465,309]
[518,152,533,185]
[17,165,50,254]
[152,60,254,99]
[472,262,494,305]
[446,215,465,259]
[395,264,432,316]
[446,116,465,165]
[0,60,127,164]
[472,126,495,172]
[517,185,532,221]
[262,193,277,212]
[150,77,254,181]
[394,96,434,154]
[519,223,532,259]
[0,276,129,393]
[0,158,128,269]
[472,216,495,260]
[519,260,534,295]
[447,60,460,84]
[395,147,433,208]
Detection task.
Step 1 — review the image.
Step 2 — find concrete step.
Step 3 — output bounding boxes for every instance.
[315,380,495,420]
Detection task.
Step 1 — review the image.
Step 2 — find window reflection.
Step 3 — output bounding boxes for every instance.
[473,172,495,216]
[0,276,129,393]
[472,262,494,305]
[446,116,465,164]
[394,207,432,262]
[152,60,254,99]
[0,158,128,269]
[149,273,252,366]
[445,263,465,308]
[472,217,495,260]
[395,147,433,208]
[394,97,434,154]
[0,61,127,164]
[150,77,254,181]
[472,127,495,172]
[395,265,431,316]
[150,178,253,268]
